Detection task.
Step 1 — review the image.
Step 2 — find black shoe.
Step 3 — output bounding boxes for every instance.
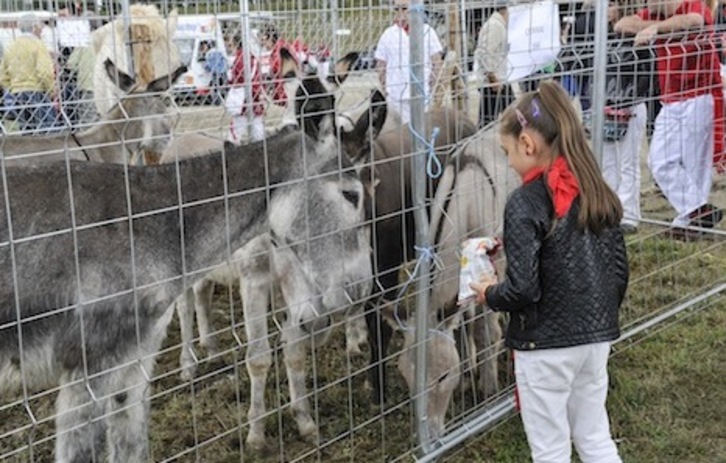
[620,223,638,235]
[662,227,706,242]
[688,204,723,228]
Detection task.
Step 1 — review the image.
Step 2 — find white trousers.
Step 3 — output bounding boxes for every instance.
[602,103,647,227]
[229,115,266,144]
[648,94,714,227]
[515,342,622,463]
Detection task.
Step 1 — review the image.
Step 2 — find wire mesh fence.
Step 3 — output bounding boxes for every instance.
[0,0,724,462]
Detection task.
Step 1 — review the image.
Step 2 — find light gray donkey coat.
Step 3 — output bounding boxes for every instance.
[0,114,373,461]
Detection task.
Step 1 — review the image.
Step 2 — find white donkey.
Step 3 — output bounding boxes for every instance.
[0,100,374,460]
[92,3,181,116]
[383,124,521,442]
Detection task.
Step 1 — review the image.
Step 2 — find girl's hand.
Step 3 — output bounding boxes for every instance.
[469,276,497,305]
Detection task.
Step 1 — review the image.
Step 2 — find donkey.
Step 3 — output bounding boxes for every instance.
[2,59,186,167]
[359,106,479,405]
[0,104,373,460]
[375,124,519,441]
[92,3,181,115]
[164,52,379,382]
[429,124,520,394]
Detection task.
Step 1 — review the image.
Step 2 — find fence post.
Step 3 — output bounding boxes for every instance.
[590,0,609,167]
[120,0,135,80]
[239,0,254,141]
[408,0,433,454]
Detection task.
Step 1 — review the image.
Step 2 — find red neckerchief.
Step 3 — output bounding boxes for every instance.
[394,19,409,34]
[522,156,580,218]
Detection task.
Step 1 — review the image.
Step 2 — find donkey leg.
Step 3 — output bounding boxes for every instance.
[476,309,503,399]
[345,307,368,357]
[238,246,273,452]
[193,279,218,356]
[453,307,476,394]
[103,362,151,463]
[55,373,105,463]
[282,323,318,442]
[177,289,197,381]
[365,301,394,404]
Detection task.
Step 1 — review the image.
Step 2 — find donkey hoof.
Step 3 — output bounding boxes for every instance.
[346,344,364,357]
[299,424,319,444]
[180,369,193,382]
[245,434,270,454]
[179,362,196,382]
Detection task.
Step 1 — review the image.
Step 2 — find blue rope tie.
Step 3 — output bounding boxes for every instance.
[393,246,434,331]
[408,125,442,179]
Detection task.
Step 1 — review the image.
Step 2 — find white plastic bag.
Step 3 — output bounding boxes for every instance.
[224,86,246,116]
[457,237,501,305]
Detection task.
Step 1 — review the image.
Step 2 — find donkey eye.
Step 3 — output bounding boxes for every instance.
[341,190,360,208]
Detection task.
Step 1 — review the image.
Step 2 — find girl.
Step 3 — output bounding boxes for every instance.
[470,81,629,463]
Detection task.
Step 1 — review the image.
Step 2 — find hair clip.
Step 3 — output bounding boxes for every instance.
[515,108,528,128]
[531,99,541,118]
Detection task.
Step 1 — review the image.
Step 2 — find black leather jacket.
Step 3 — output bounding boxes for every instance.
[485,178,629,351]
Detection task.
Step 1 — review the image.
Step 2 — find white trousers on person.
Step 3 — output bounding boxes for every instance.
[648,94,714,227]
[515,342,622,463]
[229,115,266,144]
[601,103,647,227]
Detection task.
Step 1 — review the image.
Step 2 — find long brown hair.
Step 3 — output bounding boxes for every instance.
[499,80,623,233]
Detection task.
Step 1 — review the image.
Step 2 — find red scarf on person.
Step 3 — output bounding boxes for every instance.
[394,19,409,34]
[522,156,580,218]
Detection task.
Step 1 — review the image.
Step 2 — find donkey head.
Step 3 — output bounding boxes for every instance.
[267,74,387,340]
[103,59,187,166]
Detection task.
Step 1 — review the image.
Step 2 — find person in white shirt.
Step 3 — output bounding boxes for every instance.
[475,1,512,127]
[374,0,443,125]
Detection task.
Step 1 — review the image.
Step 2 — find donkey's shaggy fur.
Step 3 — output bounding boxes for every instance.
[0,111,373,460]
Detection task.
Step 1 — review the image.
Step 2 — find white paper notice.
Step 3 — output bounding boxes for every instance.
[506,1,561,83]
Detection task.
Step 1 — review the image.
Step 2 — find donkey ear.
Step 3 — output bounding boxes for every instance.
[279,47,299,78]
[104,59,136,93]
[166,8,179,37]
[327,51,359,87]
[147,65,188,93]
[351,89,387,142]
[295,76,335,140]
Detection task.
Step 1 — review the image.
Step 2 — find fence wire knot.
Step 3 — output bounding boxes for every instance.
[408,125,442,179]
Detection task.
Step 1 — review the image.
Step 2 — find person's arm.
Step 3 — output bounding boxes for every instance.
[430,52,442,88]
[374,33,388,91]
[473,22,490,81]
[482,193,545,312]
[477,20,506,90]
[427,26,444,88]
[375,59,386,91]
[36,46,56,96]
[66,47,80,72]
[614,12,704,35]
[0,56,9,89]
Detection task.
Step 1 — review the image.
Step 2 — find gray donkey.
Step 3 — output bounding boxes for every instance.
[0,99,374,460]
[1,59,186,167]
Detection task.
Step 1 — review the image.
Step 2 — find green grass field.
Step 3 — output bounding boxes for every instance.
[445,298,726,462]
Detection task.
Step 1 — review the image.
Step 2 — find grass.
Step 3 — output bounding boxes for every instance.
[444,298,726,463]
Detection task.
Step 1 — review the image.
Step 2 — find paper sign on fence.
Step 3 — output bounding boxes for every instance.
[57,18,91,47]
[506,0,561,83]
